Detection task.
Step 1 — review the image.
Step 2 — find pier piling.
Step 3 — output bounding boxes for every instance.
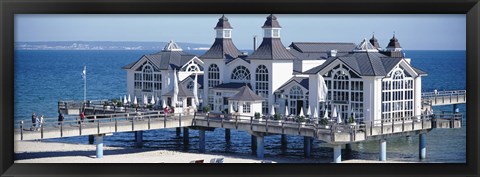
[96,134,104,158]
[183,127,189,145]
[419,133,426,159]
[88,135,95,144]
[251,135,257,155]
[304,137,311,158]
[379,139,387,161]
[281,134,287,150]
[225,129,231,142]
[199,129,205,153]
[135,131,143,148]
[333,144,342,163]
[453,104,459,113]
[176,127,181,137]
[256,135,265,158]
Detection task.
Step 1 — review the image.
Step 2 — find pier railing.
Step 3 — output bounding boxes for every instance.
[16,111,192,141]
[421,90,466,106]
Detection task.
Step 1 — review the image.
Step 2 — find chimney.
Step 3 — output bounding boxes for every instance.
[253,35,257,51]
[329,50,337,57]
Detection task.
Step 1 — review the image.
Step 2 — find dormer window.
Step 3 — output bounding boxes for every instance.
[273,29,280,38]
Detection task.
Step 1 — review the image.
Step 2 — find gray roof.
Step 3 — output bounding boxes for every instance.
[122,44,196,71]
[214,15,233,29]
[229,85,264,101]
[163,84,195,97]
[304,52,418,76]
[387,35,402,48]
[275,77,309,93]
[262,14,281,28]
[289,42,356,53]
[200,38,242,59]
[412,66,428,75]
[212,82,252,90]
[247,38,296,60]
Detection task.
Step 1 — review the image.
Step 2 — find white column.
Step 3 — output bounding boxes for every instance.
[333,144,342,163]
[379,139,387,161]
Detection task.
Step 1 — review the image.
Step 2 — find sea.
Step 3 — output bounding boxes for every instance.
[13,50,466,163]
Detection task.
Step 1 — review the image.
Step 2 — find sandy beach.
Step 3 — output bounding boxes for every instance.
[14,140,414,163]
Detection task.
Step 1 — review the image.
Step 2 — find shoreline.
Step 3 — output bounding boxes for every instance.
[15,140,418,163]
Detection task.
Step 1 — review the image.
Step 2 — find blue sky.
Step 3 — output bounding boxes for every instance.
[15,14,465,50]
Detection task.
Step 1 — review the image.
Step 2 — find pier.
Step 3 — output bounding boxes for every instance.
[14,90,465,163]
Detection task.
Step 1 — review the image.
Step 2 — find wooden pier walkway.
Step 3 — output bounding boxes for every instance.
[13,89,465,163]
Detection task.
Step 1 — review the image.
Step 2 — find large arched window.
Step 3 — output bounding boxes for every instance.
[231,65,251,81]
[208,64,220,88]
[143,65,153,91]
[256,65,269,114]
[289,85,304,116]
[382,67,413,121]
[323,63,363,122]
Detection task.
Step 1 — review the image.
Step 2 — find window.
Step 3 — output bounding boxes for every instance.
[134,73,142,90]
[243,102,251,113]
[324,64,364,120]
[154,74,162,90]
[273,29,279,37]
[289,85,304,116]
[208,64,220,88]
[231,65,250,80]
[142,65,153,92]
[224,30,231,38]
[381,67,414,122]
[255,65,269,114]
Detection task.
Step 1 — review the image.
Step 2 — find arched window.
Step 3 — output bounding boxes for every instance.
[256,65,269,114]
[143,65,153,91]
[186,64,200,72]
[382,67,413,121]
[323,63,364,122]
[289,85,304,116]
[208,64,220,88]
[231,65,250,80]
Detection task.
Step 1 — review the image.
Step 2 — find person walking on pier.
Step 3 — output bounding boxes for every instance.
[34,115,40,131]
[79,111,85,124]
[58,112,64,125]
[31,112,37,131]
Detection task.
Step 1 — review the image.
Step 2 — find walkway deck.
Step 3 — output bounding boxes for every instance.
[422,90,466,106]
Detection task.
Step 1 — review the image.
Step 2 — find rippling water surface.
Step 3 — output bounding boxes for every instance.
[14,50,466,163]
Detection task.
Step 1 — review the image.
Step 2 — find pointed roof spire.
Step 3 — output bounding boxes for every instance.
[262,14,282,28]
[387,33,401,48]
[215,14,233,29]
[162,40,183,51]
[369,32,380,49]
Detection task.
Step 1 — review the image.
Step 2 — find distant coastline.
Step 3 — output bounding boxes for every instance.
[14,41,211,51]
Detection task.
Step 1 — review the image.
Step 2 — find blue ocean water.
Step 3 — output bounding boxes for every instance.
[14,50,466,163]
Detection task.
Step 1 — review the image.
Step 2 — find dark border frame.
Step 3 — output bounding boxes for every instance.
[1,0,479,176]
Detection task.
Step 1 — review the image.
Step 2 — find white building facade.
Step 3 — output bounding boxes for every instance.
[124,14,427,123]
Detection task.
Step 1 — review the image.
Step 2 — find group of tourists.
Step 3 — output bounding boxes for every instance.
[163,106,175,116]
[30,112,44,131]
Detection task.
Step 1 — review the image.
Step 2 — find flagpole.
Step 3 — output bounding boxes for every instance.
[84,65,86,104]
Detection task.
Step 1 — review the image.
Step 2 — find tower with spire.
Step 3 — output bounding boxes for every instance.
[386,34,402,52]
[369,33,381,49]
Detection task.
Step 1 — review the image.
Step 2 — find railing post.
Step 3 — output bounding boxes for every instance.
[282,121,285,134]
[60,121,63,137]
[20,121,23,141]
[192,112,196,126]
[412,116,415,130]
[207,114,210,127]
[298,122,301,135]
[235,115,238,129]
[115,118,118,132]
[132,117,135,131]
[265,118,269,133]
[402,118,405,132]
[98,119,101,134]
[179,113,182,127]
[392,119,395,133]
[148,115,151,130]
[41,122,44,139]
[221,116,224,128]
[421,115,424,129]
[164,114,167,128]
[370,120,373,136]
[380,120,383,135]
[79,121,82,135]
